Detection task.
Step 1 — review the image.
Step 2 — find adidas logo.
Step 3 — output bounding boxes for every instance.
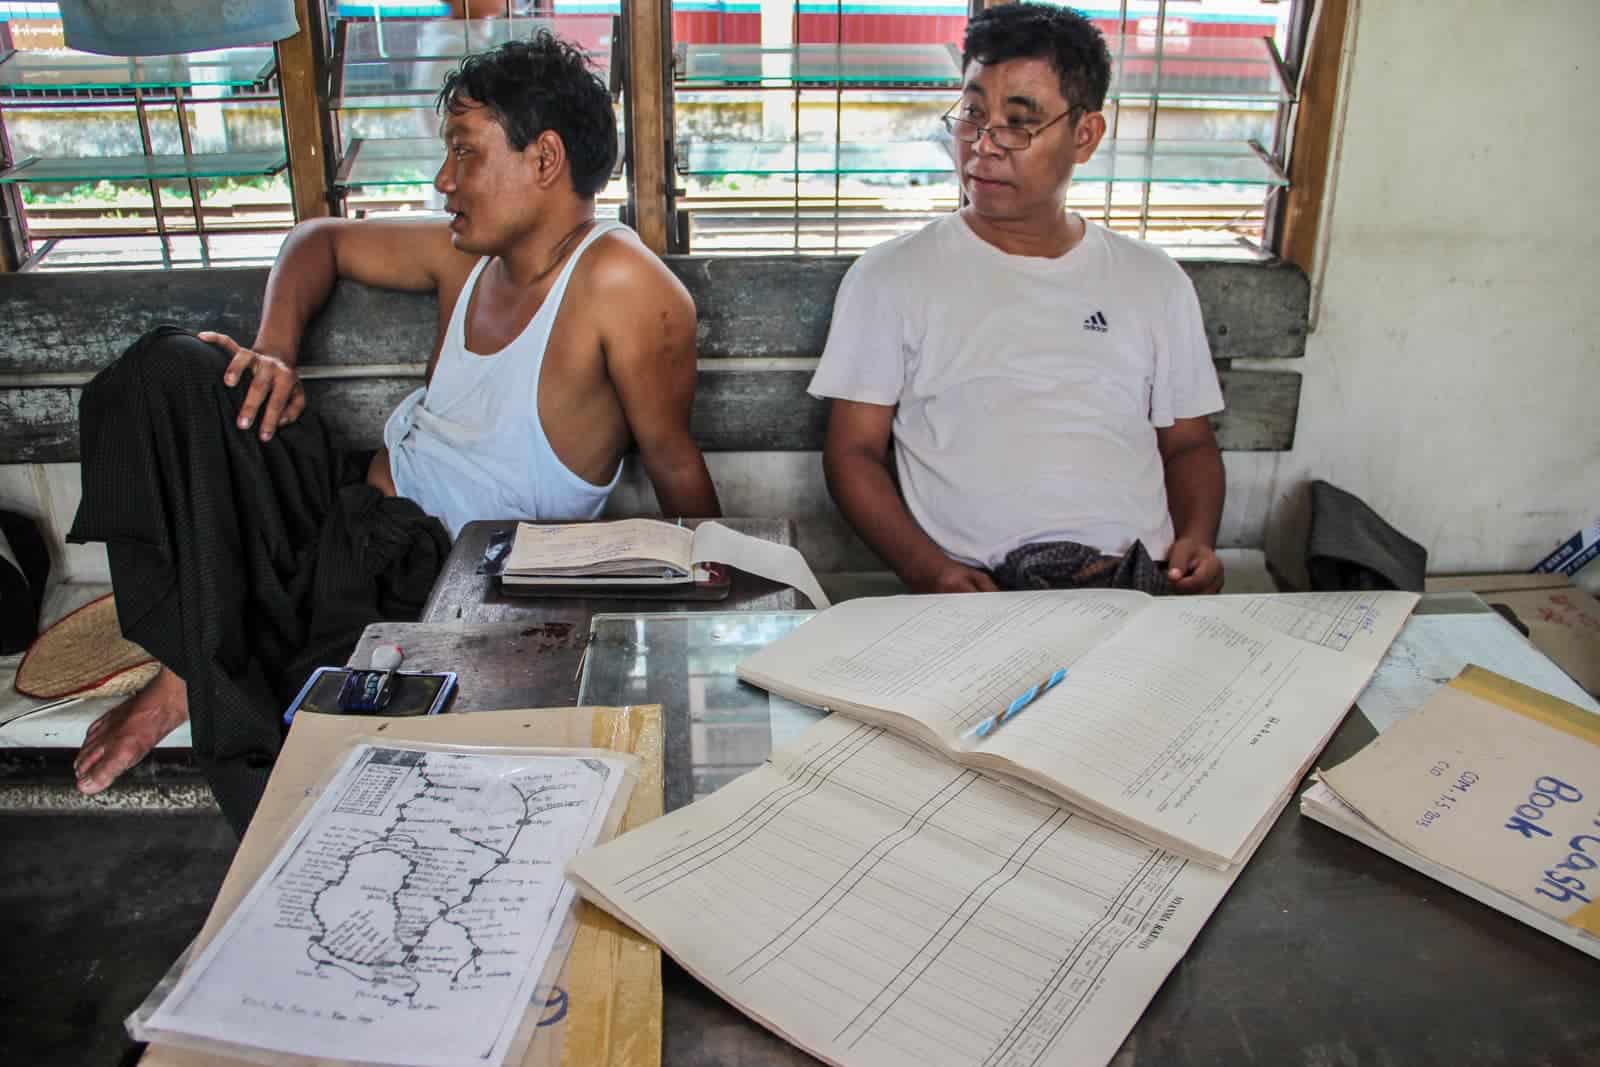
[1083,311,1109,333]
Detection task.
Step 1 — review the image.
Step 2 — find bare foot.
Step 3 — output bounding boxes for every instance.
[73,667,189,795]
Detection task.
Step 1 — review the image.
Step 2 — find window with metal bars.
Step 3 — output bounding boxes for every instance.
[0,0,1310,269]
[0,8,296,271]
[0,2,631,269]
[322,4,630,226]
[665,0,1305,258]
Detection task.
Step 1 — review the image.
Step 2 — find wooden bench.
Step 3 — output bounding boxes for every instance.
[0,255,1307,574]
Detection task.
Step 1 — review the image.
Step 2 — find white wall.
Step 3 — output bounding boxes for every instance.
[0,463,110,585]
[1254,0,1599,584]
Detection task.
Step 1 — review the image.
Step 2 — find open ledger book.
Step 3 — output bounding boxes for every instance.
[504,518,717,586]
[570,714,1244,1067]
[501,518,832,608]
[737,589,1419,869]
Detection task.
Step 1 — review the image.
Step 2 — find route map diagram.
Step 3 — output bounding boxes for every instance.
[148,744,629,1067]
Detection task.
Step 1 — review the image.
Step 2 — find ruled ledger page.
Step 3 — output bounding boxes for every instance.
[737,591,1418,866]
[570,716,1237,1067]
[737,590,1151,749]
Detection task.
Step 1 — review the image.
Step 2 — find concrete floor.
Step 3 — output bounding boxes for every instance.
[0,811,237,1066]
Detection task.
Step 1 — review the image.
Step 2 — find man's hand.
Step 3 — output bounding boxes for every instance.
[199,330,306,442]
[914,559,1001,594]
[1157,416,1225,595]
[1166,538,1224,594]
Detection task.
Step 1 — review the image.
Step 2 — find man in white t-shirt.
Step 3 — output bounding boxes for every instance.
[811,2,1226,596]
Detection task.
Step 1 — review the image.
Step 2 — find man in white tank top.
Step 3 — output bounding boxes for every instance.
[811,3,1226,598]
[70,35,721,823]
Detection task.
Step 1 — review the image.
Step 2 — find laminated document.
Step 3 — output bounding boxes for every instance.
[135,723,641,1067]
[1354,610,1598,732]
[135,705,666,1067]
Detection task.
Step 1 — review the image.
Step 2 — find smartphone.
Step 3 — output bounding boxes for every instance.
[283,666,458,726]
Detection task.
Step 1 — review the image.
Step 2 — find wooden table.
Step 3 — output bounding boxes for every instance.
[348,594,1600,1066]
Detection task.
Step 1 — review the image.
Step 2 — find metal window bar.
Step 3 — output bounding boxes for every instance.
[130,89,175,269]
[1126,0,1299,251]
[1137,0,1168,242]
[0,56,286,271]
[679,5,963,256]
[0,98,27,269]
[662,0,1304,256]
[1102,0,1128,230]
[1262,0,1317,253]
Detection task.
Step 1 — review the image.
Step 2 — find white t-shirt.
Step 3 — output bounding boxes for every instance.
[809,213,1223,568]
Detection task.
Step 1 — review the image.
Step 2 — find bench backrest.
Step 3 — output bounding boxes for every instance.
[0,255,1306,464]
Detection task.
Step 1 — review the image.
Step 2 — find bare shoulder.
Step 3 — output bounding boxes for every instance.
[575,227,694,321]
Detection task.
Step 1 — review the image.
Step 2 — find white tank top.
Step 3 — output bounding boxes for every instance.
[383,221,625,538]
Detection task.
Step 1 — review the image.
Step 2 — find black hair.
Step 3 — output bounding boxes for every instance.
[436,31,617,198]
[961,2,1112,118]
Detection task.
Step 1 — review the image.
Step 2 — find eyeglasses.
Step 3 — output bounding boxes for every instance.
[941,107,1072,152]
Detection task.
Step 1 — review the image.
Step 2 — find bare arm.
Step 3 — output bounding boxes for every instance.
[208,218,462,440]
[1157,415,1226,593]
[599,254,721,518]
[253,217,456,358]
[824,399,997,593]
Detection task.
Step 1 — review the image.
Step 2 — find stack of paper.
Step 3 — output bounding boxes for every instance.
[572,715,1236,1067]
[1306,667,1600,960]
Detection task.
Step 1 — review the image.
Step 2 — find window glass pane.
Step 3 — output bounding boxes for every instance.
[328,3,625,222]
[1064,0,1296,255]
[670,0,966,254]
[667,0,1298,257]
[0,13,293,269]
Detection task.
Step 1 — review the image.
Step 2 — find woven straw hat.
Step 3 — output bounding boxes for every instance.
[14,594,159,699]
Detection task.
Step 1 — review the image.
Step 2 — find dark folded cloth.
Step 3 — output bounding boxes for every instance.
[1305,480,1427,592]
[991,539,1169,594]
[69,326,448,833]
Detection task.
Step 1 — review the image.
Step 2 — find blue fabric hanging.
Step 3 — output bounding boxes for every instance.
[58,0,300,56]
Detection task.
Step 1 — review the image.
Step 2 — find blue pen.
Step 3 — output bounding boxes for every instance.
[965,667,1068,741]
